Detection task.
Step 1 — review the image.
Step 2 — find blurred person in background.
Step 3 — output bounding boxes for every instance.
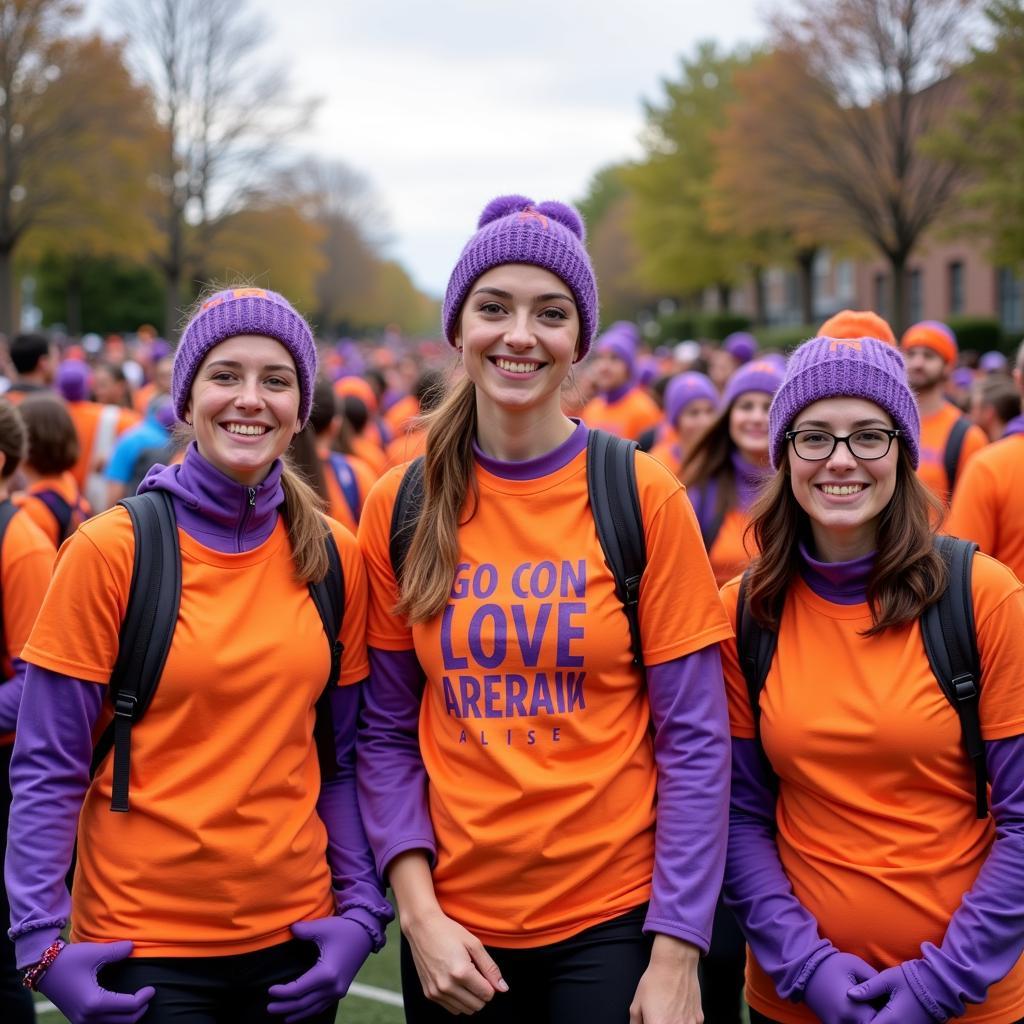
[14,395,91,549]
[647,372,719,476]
[104,395,177,506]
[340,393,388,478]
[6,334,56,403]
[581,321,661,439]
[970,375,1021,443]
[979,350,1009,375]
[91,360,134,410]
[132,352,174,416]
[386,369,447,467]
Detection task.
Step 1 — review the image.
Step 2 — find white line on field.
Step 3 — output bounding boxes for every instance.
[37,982,404,1016]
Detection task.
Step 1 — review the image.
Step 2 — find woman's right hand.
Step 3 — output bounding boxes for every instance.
[403,907,509,1015]
[37,940,155,1024]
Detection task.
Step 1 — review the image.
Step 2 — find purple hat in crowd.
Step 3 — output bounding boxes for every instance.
[723,358,786,408]
[980,350,1009,373]
[171,287,318,425]
[595,321,640,371]
[664,372,718,426]
[56,360,90,403]
[768,335,920,470]
[723,331,758,365]
[442,194,599,360]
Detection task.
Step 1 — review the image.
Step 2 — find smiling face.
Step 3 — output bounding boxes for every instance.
[728,391,772,462]
[185,334,302,486]
[676,397,716,449]
[787,396,899,556]
[455,263,579,419]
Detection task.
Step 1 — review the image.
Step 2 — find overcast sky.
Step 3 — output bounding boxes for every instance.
[99,0,767,297]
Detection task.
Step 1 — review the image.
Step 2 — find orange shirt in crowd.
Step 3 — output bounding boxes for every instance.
[359,449,732,948]
[719,558,1024,1024]
[706,508,757,587]
[581,387,662,440]
[14,474,91,549]
[947,434,1024,582]
[384,394,420,435]
[318,446,376,534]
[385,426,427,468]
[66,400,140,488]
[133,381,157,415]
[0,507,55,745]
[22,511,369,957]
[917,401,987,503]
[350,435,387,478]
[648,427,681,476]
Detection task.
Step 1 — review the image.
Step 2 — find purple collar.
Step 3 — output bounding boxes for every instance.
[798,540,875,605]
[138,443,284,553]
[731,451,772,511]
[1003,415,1024,438]
[473,419,588,481]
[601,380,634,404]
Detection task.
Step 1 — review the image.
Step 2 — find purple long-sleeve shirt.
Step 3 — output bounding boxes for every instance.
[6,444,391,965]
[356,423,731,952]
[688,451,772,542]
[725,546,1024,1017]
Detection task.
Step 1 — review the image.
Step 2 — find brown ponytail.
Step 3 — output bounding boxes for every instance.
[395,375,478,623]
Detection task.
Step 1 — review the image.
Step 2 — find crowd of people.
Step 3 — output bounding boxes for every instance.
[0,193,1022,1024]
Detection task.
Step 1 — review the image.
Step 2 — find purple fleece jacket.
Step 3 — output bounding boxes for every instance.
[356,422,731,952]
[726,547,1024,1018]
[6,445,392,965]
[688,451,771,542]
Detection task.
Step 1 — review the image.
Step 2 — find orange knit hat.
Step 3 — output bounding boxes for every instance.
[818,309,896,346]
[900,320,958,365]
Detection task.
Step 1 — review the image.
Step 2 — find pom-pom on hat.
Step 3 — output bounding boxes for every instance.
[723,331,758,364]
[172,287,318,425]
[665,372,718,426]
[900,320,958,365]
[818,309,896,347]
[723,358,785,408]
[769,336,920,470]
[442,194,598,361]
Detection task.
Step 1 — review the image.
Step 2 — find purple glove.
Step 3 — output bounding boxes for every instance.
[803,951,880,1024]
[849,965,939,1024]
[267,916,374,1022]
[37,940,155,1024]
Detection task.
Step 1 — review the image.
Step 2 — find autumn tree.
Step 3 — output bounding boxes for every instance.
[721,0,980,331]
[118,0,318,336]
[0,2,158,333]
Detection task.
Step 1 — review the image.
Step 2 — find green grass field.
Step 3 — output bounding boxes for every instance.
[34,917,404,1023]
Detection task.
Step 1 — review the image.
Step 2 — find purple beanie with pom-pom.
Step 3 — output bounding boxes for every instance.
[442,195,599,360]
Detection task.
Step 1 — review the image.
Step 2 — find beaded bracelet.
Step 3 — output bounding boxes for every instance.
[21,938,65,990]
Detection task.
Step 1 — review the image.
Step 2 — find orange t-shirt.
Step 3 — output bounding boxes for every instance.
[947,435,1024,584]
[22,510,369,957]
[648,427,681,476]
[720,559,1024,1024]
[133,381,157,415]
[707,507,757,586]
[14,474,90,549]
[0,507,56,744]
[319,447,376,534]
[350,435,387,478]
[359,448,732,948]
[384,395,420,435]
[581,388,662,440]
[67,401,141,487]
[917,402,988,503]
[385,426,427,468]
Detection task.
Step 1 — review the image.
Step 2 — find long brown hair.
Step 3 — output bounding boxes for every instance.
[680,404,737,520]
[745,444,947,637]
[395,374,478,623]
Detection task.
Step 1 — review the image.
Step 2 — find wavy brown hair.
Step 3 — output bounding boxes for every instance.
[395,374,478,623]
[680,404,737,520]
[744,443,947,637]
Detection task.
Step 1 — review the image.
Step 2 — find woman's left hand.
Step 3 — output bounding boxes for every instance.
[267,916,374,1023]
[629,935,704,1024]
[847,965,936,1024]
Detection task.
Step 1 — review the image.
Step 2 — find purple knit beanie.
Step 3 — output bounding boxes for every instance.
[768,335,920,470]
[56,360,90,403]
[723,359,785,408]
[595,322,638,370]
[723,331,758,364]
[442,195,598,360]
[172,287,317,425]
[665,372,718,426]
[980,350,1008,373]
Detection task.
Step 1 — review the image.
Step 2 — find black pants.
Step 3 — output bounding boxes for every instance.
[401,905,652,1023]
[100,938,334,1023]
[1,743,36,1023]
[698,894,746,1024]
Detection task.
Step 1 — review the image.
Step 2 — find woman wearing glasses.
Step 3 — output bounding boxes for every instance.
[718,335,1024,1024]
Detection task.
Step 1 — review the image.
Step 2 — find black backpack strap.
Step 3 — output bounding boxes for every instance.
[92,490,181,812]
[922,535,987,817]
[586,430,646,667]
[736,570,780,790]
[389,456,425,584]
[307,529,346,781]
[944,416,972,493]
[636,425,658,453]
[34,490,74,545]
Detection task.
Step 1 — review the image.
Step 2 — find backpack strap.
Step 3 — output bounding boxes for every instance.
[586,430,646,667]
[389,456,426,584]
[307,530,346,781]
[636,425,658,453]
[735,569,780,789]
[326,452,363,524]
[34,490,74,545]
[0,499,20,664]
[943,416,972,493]
[92,490,182,812]
[921,535,987,818]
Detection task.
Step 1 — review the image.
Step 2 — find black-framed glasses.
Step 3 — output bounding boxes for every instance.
[785,428,902,461]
